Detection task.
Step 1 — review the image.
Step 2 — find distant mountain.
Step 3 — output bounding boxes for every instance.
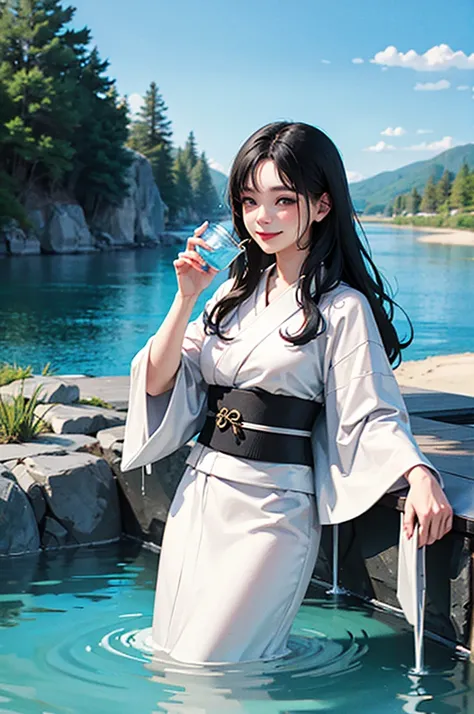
[350,143,474,213]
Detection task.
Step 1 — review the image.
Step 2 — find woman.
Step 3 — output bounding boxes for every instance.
[121,121,453,665]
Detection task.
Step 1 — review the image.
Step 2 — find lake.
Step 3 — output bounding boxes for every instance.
[1,223,473,376]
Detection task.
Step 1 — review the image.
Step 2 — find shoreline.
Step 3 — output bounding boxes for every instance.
[361,218,474,247]
[395,352,474,398]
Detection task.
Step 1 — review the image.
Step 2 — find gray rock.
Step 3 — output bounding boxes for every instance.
[10,461,47,523]
[28,202,96,254]
[0,463,14,480]
[41,517,69,548]
[58,375,131,411]
[0,220,41,256]
[34,403,126,435]
[0,433,99,463]
[91,149,165,246]
[16,452,121,544]
[96,425,125,452]
[0,376,80,404]
[0,474,40,555]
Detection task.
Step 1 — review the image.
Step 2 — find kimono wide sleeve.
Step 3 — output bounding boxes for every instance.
[312,288,441,526]
[120,280,232,472]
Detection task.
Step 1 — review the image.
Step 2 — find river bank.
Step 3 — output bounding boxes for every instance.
[395,352,474,398]
[361,217,474,247]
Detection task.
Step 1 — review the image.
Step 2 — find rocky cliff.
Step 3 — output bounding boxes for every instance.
[0,150,166,257]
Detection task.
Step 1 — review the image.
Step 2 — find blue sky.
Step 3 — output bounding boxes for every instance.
[71,0,473,182]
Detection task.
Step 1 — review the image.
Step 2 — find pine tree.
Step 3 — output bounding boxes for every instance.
[128,82,172,154]
[190,152,219,221]
[420,176,437,213]
[126,81,177,220]
[406,187,421,215]
[182,131,198,172]
[450,162,471,209]
[435,169,452,211]
[393,194,403,215]
[73,78,132,219]
[173,147,193,221]
[0,0,88,194]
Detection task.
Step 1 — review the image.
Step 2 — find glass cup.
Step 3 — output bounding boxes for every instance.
[195,223,246,272]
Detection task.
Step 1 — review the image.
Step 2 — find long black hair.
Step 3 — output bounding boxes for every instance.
[205,121,413,366]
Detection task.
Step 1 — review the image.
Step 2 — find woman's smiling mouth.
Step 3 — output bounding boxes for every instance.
[255,231,282,241]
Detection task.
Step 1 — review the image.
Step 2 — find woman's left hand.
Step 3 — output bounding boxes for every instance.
[403,465,453,547]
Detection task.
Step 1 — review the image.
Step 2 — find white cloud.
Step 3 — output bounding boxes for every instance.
[370,44,474,71]
[208,158,228,175]
[352,58,364,64]
[457,85,470,90]
[405,136,455,152]
[414,80,451,91]
[381,126,406,137]
[364,141,396,152]
[347,170,365,183]
[321,59,331,64]
[416,129,434,134]
[128,92,144,117]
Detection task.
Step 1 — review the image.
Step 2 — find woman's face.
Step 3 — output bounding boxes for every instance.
[240,159,329,257]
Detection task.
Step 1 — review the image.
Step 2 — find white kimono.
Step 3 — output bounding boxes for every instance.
[121,264,439,664]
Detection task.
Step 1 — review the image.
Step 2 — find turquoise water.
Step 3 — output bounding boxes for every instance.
[0,224,473,376]
[0,540,472,714]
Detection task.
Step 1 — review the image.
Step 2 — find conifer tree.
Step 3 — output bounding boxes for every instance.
[190,152,219,221]
[406,187,421,215]
[127,81,177,220]
[182,131,198,172]
[173,147,193,221]
[420,176,437,213]
[0,0,131,220]
[450,162,471,209]
[128,81,172,154]
[435,169,452,211]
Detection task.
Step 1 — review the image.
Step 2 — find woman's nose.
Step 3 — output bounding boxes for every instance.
[256,204,272,223]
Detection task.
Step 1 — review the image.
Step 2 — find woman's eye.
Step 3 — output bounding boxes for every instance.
[241,197,255,206]
[277,197,296,205]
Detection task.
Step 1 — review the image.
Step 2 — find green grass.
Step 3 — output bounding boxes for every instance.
[0,361,56,387]
[0,380,53,444]
[79,396,114,409]
[391,213,474,231]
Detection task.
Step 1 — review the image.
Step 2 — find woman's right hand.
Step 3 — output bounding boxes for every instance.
[173,221,219,299]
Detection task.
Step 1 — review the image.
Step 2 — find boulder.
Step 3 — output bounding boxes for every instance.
[0,376,80,405]
[0,220,41,256]
[41,516,69,548]
[0,433,99,463]
[96,425,125,453]
[34,403,126,435]
[28,202,95,254]
[0,474,40,555]
[11,460,47,523]
[9,452,121,544]
[91,149,165,246]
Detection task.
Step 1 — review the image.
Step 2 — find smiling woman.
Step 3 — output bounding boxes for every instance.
[121,121,453,666]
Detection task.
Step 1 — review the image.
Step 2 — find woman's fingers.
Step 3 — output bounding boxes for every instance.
[187,236,213,252]
[413,505,453,547]
[174,255,209,274]
[178,249,207,267]
[194,220,209,237]
[186,221,212,252]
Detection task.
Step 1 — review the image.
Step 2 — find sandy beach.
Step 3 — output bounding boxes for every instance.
[361,218,474,247]
[395,352,474,397]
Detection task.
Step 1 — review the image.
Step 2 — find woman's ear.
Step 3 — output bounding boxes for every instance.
[314,192,332,222]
